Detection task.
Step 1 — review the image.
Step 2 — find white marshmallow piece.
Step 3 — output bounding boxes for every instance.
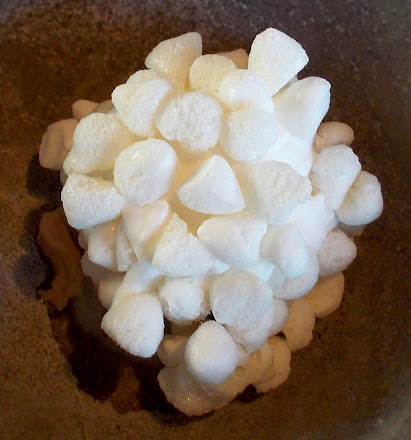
[226,299,288,352]
[63,113,135,175]
[39,119,78,170]
[158,364,222,416]
[185,321,238,385]
[113,139,178,204]
[260,223,309,279]
[157,334,188,367]
[274,77,331,143]
[219,48,249,69]
[248,28,309,96]
[189,54,237,94]
[197,212,267,268]
[177,155,245,214]
[219,109,277,161]
[101,292,164,358]
[288,193,338,251]
[336,170,383,225]
[115,219,137,272]
[86,218,119,270]
[305,272,345,318]
[282,297,316,352]
[267,264,288,295]
[80,252,112,285]
[317,229,357,276]
[111,79,174,137]
[310,144,361,210]
[247,259,275,282]
[126,68,164,84]
[122,200,171,260]
[235,161,312,224]
[72,99,97,121]
[113,261,163,307]
[262,124,314,177]
[218,69,274,112]
[152,213,215,277]
[61,174,125,229]
[274,250,319,300]
[210,268,273,331]
[159,277,209,325]
[253,336,291,392]
[98,272,124,309]
[156,91,222,153]
[145,32,202,84]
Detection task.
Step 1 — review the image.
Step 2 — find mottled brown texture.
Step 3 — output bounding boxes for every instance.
[0,0,410,439]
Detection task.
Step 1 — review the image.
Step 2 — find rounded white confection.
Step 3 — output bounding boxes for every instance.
[112,261,163,307]
[92,100,114,114]
[158,364,224,416]
[253,336,291,392]
[226,298,288,352]
[113,139,178,204]
[157,334,188,367]
[288,193,338,251]
[145,32,202,83]
[200,363,251,403]
[267,264,287,295]
[185,321,238,385]
[39,119,78,170]
[274,77,331,143]
[72,99,98,121]
[197,211,267,268]
[317,229,357,276]
[155,91,222,153]
[115,219,137,272]
[235,161,312,224]
[314,121,355,152]
[206,258,231,276]
[246,337,275,385]
[177,155,245,214]
[81,252,112,285]
[274,250,319,300]
[260,223,309,279]
[122,200,171,260]
[219,48,249,69]
[282,297,316,352]
[262,123,314,177]
[219,108,277,161]
[218,69,274,112]
[101,292,164,358]
[98,272,124,309]
[86,218,119,271]
[248,27,309,95]
[210,268,273,331]
[111,79,174,137]
[336,170,383,225]
[189,54,237,94]
[246,259,275,282]
[63,113,135,175]
[310,144,361,210]
[61,174,125,230]
[159,276,209,324]
[77,230,88,250]
[305,272,345,318]
[152,213,216,277]
[126,69,164,84]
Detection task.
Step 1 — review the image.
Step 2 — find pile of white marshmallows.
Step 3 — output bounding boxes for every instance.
[39,28,383,416]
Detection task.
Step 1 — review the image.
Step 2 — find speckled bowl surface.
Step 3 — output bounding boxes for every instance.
[0,1,409,439]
